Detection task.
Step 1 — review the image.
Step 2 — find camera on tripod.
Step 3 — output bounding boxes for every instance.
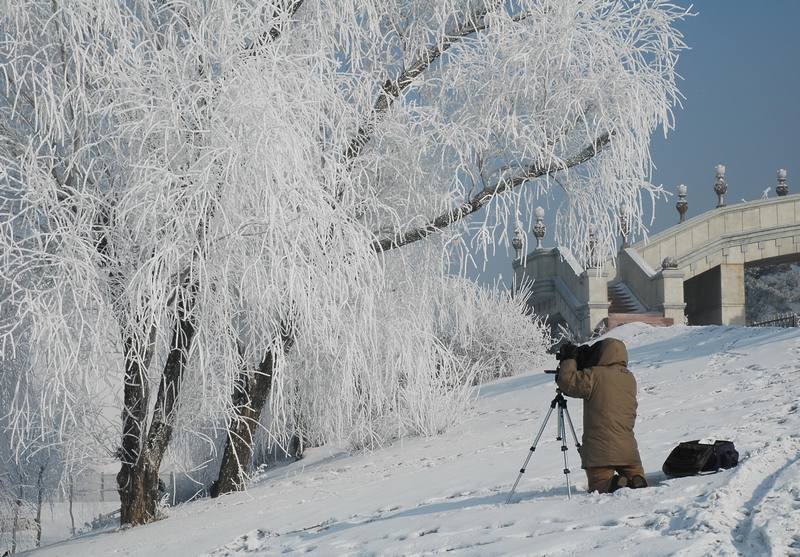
[551,342,595,371]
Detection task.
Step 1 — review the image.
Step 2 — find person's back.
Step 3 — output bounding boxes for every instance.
[556,337,647,492]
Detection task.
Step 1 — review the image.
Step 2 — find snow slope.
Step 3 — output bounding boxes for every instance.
[24,324,800,556]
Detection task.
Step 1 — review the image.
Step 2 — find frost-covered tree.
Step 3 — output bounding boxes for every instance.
[0,0,687,525]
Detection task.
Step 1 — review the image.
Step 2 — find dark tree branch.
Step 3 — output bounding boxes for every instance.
[245,0,305,55]
[370,132,612,253]
[342,5,527,171]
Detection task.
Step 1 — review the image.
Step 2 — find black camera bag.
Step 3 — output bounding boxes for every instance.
[662,440,739,478]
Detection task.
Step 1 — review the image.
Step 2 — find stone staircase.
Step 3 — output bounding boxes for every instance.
[606,282,674,330]
[607,282,648,313]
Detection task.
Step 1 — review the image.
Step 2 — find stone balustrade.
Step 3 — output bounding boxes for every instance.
[634,194,800,277]
[513,166,799,335]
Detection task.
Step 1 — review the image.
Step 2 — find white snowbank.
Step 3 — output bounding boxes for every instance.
[24,324,800,556]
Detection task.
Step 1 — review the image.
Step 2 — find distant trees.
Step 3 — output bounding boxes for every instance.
[0,0,687,526]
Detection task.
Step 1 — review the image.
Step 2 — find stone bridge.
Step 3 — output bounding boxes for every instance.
[513,167,800,339]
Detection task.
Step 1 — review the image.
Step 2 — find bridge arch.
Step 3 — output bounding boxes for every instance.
[514,193,800,338]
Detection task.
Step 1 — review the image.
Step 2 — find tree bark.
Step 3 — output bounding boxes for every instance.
[68,475,75,536]
[213,332,293,496]
[116,329,156,525]
[117,298,195,525]
[34,465,44,547]
[118,455,163,526]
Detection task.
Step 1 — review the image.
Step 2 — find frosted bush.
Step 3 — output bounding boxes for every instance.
[251,247,550,454]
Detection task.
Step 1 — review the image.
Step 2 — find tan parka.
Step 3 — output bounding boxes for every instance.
[556,338,642,469]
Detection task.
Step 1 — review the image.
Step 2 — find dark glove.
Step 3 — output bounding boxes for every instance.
[558,342,578,361]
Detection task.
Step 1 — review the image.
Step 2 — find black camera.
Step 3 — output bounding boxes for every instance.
[550,341,599,371]
[554,342,578,361]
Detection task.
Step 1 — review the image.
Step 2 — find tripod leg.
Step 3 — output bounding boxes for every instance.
[562,406,582,451]
[556,401,563,441]
[506,405,555,504]
[558,406,572,499]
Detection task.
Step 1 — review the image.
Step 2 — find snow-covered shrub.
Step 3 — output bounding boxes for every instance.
[432,278,551,384]
[249,248,550,454]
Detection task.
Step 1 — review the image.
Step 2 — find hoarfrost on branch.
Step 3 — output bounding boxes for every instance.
[0,0,687,516]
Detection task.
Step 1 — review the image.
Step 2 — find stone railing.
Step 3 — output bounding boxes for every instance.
[514,247,609,339]
[514,167,798,331]
[614,248,686,324]
[633,193,800,279]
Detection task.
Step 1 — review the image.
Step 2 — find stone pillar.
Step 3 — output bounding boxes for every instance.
[580,266,610,337]
[719,263,745,325]
[654,258,686,325]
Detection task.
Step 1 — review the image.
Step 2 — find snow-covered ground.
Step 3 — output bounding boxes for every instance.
[23,323,800,556]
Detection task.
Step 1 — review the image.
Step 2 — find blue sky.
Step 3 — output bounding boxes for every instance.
[649,0,800,226]
[467,0,800,287]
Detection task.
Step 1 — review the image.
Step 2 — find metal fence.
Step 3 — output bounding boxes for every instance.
[750,312,800,328]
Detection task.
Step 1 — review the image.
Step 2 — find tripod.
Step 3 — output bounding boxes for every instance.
[506,388,581,503]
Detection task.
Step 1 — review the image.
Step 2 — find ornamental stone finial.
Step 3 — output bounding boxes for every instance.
[776,168,789,197]
[662,256,678,270]
[714,164,727,207]
[618,202,630,248]
[587,231,598,268]
[676,183,688,223]
[532,206,546,249]
[512,224,525,260]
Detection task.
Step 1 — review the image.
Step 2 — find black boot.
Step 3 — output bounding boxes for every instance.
[609,474,628,492]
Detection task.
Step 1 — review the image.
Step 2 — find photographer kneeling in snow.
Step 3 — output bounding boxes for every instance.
[556,338,648,493]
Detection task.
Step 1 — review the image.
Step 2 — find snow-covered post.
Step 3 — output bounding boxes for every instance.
[676,184,688,223]
[619,202,631,248]
[533,207,546,250]
[714,164,728,207]
[776,168,789,196]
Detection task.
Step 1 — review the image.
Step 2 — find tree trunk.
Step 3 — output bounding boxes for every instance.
[117,298,195,525]
[116,330,155,526]
[68,475,75,536]
[118,454,163,526]
[11,485,21,554]
[34,465,44,547]
[213,353,277,495]
[213,332,293,496]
